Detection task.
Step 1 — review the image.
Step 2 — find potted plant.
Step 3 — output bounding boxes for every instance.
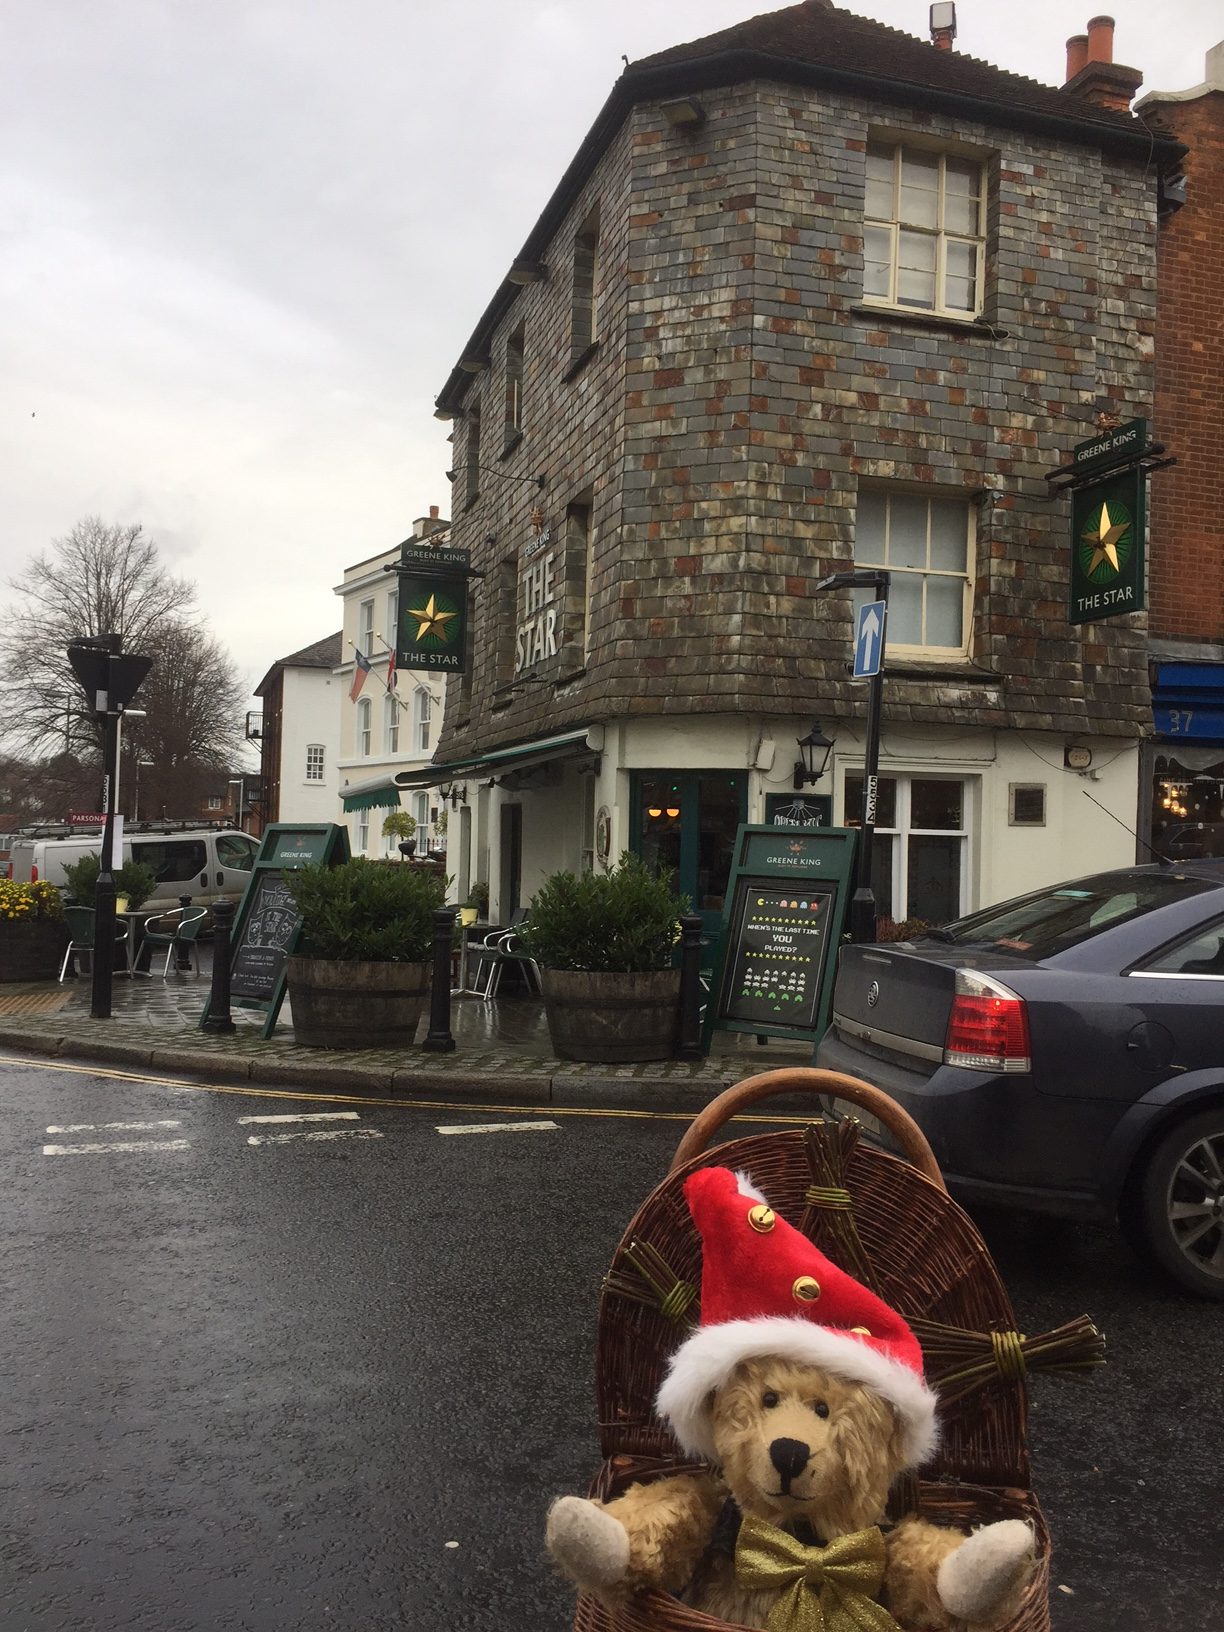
[283,856,445,1048]
[460,879,489,928]
[62,852,158,913]
[516,853,689,1062]
[0,879,69,981]
[381,809,417,859]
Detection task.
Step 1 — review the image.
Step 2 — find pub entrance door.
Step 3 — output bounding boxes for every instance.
[630,771,748,939]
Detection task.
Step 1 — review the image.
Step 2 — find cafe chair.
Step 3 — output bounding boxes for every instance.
[140,906,208,977]
[467,925,542,1001]
[59,906,131,982]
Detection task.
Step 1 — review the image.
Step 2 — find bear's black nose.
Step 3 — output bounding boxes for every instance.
[769,1437,811,1489]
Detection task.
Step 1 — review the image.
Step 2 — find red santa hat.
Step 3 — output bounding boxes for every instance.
[655,1166,938,1469]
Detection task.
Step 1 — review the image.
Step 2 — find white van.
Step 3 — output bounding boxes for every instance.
[8,826,258,915]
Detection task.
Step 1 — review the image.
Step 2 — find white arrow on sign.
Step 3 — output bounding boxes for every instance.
[854,601,885,677]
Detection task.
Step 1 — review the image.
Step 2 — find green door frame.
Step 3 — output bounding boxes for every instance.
[629,770,749,939]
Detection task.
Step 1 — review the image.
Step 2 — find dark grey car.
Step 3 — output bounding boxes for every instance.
[815,861,1224,1297]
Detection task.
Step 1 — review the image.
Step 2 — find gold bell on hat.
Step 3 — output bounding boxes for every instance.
[747,1204,776,1233]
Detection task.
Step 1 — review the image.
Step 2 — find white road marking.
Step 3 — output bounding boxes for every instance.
[43,1140,191,1157]
[435,1120,559,1136]
[237,1112,360,1125]
[45,1120,183,1134]
[246,1128,384,1147]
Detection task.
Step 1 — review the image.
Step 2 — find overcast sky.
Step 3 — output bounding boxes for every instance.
[3,0,1219,712]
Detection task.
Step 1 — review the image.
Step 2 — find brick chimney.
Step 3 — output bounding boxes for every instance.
[1063,15,1143,111]
[413,505,450,539]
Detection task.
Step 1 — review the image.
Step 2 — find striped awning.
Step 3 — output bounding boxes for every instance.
[339,776,402,813]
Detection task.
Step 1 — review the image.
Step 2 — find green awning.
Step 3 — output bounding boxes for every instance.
[340,776,402,813]
[392,728,598,790]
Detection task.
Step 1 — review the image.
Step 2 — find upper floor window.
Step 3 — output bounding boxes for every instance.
[465,400,482,508]
[504,323,524,445]
[384,692,399,756]
[571,204,599,364]
[387,589,398,650]
[357,697,372,757]
[207,795,222,811]
[358,597,375,654]
[413,687,432,754]
[854,488,973,657]
[305,744,325,782]
[864,142,984,318]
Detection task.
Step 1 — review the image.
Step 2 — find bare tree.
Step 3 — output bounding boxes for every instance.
[2,517,193,757]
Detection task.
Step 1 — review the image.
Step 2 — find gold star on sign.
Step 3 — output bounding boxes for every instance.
[408,594,458,642]
[1083,500,1128,575]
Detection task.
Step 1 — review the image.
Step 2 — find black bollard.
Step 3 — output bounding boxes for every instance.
[175,895,194,971]
[420,905,457,1053]
[676,913,705,1059]
[200,898,237,1033]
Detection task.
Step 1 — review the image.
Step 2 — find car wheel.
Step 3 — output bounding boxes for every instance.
[1135,1109,1224,1300]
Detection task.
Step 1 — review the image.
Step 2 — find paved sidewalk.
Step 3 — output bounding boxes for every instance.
[0,959,813,1109]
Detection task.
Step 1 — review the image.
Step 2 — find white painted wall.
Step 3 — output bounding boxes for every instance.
[276,666,341,825]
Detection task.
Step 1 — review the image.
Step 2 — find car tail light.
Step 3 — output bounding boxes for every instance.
[943,968,1031,1073]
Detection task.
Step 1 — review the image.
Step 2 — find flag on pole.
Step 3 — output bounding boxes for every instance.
[349,648,372,702]
[385,643,397,692]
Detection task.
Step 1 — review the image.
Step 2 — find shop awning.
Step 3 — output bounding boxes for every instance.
[391,727,602,791]
[340,775,403,813]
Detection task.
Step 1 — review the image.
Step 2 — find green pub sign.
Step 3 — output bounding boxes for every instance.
[1069,465,1145,625]
[395,545,471,672]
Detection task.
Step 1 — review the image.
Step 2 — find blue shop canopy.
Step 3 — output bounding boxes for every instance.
[1151,661,1224,746]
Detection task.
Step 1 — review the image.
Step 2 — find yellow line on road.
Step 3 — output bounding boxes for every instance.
[0,1054,810,1127]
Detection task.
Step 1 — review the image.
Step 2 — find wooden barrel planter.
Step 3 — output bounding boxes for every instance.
[285,956,430,1049]
[0,920,71,982]
[540,968,681,1063]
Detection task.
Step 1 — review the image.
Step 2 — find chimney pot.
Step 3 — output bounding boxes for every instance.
[430,505,439,518]
[1065,34,1089,82]
[1086,14,1115,65]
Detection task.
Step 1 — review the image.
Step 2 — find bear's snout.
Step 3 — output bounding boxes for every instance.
[769,1436,811,1490]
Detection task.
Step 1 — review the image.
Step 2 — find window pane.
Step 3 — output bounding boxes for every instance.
[911,779,964,831]
[929,500,968,570]
[945,239,977,282]
[871,833,895,924]
[943,158,981,235]
[899,150,939,227]
[856,489,887,561]
[697,774,742,911]
[1144,921,1224,976]
[943,274,976,313]
[863,226,892,297]
[888,571,922,644]
[638,777,683,879]
[844,774,897,829]
[926,575,964,646]
[888,494,929,568]
[896,231,937,306]
[907,835,961,924]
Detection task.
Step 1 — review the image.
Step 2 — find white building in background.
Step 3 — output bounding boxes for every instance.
[334,509,450,858]
[253,632,343,830]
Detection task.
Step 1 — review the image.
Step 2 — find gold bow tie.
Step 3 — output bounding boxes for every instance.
[734,1515,902,1632]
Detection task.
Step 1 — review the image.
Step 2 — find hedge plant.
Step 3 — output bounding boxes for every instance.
[517,853,688,973]
[61,852,158,911]
[285,857,445,962]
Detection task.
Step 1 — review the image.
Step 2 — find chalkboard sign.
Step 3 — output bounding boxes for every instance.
[703,825,857,1047]
[201,822,349,1039]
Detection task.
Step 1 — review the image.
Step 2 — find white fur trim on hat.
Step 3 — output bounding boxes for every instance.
[732,1170,767,1205]
[656,1315,939,1470]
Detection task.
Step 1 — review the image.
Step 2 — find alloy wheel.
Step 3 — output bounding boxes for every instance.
[1165,1128,1224,1280]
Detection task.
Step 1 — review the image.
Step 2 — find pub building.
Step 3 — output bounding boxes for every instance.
[401,4,1185,933]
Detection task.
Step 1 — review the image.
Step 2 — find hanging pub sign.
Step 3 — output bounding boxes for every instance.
[395,544,472,672]
[703,824,857,1047]
[1069,464,1145,625]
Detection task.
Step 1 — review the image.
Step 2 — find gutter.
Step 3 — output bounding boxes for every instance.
[435,49,1187,414]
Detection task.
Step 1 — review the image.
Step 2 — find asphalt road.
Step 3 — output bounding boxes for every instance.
[0,1054,1219,1632]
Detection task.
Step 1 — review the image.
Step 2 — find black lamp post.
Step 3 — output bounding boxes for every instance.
[793,726,835,791]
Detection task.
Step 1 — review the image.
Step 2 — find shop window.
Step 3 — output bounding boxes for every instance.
[864,141,985,317]
[1009,784,1045,826]
[843,772,967,927]
[854,487,972,656]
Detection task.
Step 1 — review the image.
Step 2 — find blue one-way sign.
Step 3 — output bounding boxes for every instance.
[853,600,886,679]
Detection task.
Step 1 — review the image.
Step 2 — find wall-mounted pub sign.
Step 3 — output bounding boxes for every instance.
[395,544,471,671]
[1065,418,1147,626]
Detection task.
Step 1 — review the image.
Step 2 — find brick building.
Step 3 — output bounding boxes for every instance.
[424,1,1183,929]
[1137,41,1224,861]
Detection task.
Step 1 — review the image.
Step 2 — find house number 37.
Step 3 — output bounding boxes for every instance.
[1167,710,1194,733]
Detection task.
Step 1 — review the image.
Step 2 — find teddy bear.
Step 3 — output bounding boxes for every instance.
[547,1166,1036,1631]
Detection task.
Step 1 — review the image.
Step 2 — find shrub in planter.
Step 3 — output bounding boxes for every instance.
[517,854,690,1062]
[61,852,158,912]
[282,857,446,1048]
[0,880,68,981]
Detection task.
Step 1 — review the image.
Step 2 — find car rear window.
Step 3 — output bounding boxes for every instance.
[924,871,1224,960]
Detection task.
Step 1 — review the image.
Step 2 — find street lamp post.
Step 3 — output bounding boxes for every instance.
[133,758,155,823]
[228,777,245,829]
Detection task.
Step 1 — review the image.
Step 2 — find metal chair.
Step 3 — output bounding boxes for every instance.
[139,906,208,976]
[467,927,543,1001]
[59,906,131,981]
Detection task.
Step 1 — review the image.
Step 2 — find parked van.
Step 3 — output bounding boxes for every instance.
[8,825,258,915]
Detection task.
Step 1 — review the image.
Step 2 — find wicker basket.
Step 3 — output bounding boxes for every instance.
[567,1067,1103,1632]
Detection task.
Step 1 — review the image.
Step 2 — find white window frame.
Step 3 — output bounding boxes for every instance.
[414,790,430,854]
[305,743,325,782]
[854,486,974,659]
[863,140,986,320]
[357,697,372,757]
[384,692,400,755]
[841,770,971,926]
[356,812,370,853]
[387,589,398,651]
[413,686,432,755]
[207,795,222,811]
[358,597,375,654]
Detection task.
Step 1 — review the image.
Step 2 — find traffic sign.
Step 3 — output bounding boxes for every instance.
[852,600,886,679]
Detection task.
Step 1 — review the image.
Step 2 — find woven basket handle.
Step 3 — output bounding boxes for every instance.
[669,1067,946,1191]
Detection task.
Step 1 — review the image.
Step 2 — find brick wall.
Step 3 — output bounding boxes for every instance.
[1148,91,1224,644]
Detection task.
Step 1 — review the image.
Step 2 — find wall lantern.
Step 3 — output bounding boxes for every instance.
[438,780,468,810]
[665,804,680,818]
[662,97,706,129]
[793,726,835,790]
